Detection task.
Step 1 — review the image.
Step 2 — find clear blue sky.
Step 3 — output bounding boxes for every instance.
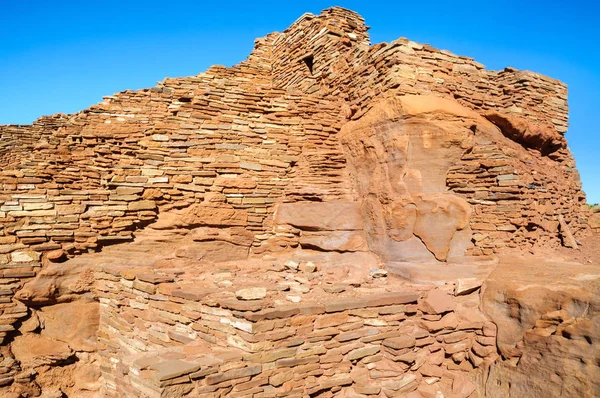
[1,1,598,203]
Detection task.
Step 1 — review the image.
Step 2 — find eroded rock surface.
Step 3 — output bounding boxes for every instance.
[483,111,567,156]
[483,257,600,397]
[339,96,497,262]
[15,260,95,305]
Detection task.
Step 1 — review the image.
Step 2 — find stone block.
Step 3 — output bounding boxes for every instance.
[235,287,267,301]
[421,288,455,314]
[8,210,56,217]
[383,336,416,350]
[128,200,156,211]
[11,251,40,263]
[347,345,380,361]
[149,360,201,381]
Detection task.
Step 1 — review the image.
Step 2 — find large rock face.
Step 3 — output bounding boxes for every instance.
[339,96,496,263]
[0,6,595,398]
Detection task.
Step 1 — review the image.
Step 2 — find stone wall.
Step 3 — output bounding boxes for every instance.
[448,140,587,255]
[0,78,352,342]
[0,2,587,350]
[267,9,568,135]
[0,7,584,267]
[0,6,592,396]
[94,250,497,397]
[0,6,582,258]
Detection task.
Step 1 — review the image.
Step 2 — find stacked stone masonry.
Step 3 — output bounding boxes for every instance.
[93,244,495,398]
[0,6,593,398]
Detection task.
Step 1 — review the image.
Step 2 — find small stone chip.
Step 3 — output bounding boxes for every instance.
[323,283,347,294]
[303,261,317,273]
[235,287,267,301]
[286,295,301,303]
[370,268,388,278]
[284,259,300,270]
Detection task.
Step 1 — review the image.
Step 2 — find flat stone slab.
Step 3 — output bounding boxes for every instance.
[150,360,203,381]
[242,290,419,322]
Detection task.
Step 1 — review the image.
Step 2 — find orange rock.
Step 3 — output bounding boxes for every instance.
[421,288,456,315]
[276,202,364,231]
[484,111,567,156]
[11,334,73,367]
[181,203,248,227]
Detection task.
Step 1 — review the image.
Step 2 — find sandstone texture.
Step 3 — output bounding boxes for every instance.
[0,6,596,398]
[483,257,600,397]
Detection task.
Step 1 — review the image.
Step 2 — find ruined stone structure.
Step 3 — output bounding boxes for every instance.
[0,7,598,398]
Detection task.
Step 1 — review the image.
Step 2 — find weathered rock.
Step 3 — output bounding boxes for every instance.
[276,202,363,231]
[15,261,94,305]
[484,111,567,156]
[483,257,600,397]
[190,227,254,247]
[235,287,267,301]
[181,204,248,227]
[339,96,498,263]
[421,288,455,315]
[38,301,99,352]
[413,194,471,261]
[11,335,73,367]
[386,236,439,263]
[175,240,249,263]
[299,231,369,252]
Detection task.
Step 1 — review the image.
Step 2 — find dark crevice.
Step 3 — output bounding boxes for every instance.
[303,55,314,75]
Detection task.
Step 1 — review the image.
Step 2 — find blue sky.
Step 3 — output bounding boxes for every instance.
[1,1,598,203]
